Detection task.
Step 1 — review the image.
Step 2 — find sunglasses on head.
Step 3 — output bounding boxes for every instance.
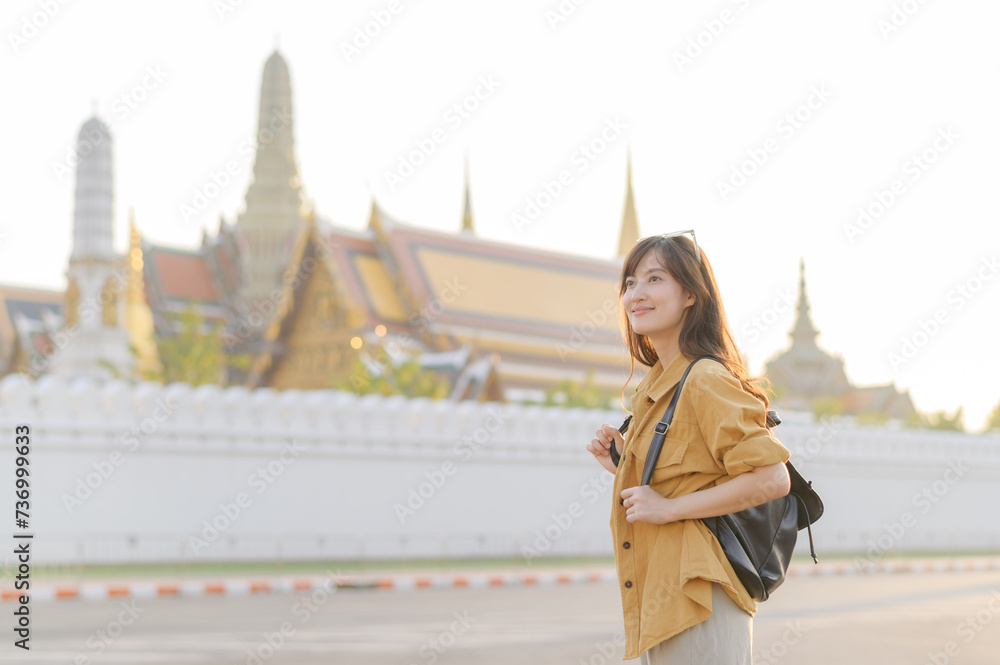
[653,229,700,265]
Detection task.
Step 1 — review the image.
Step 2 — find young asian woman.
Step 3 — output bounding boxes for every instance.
[586,231,791,664]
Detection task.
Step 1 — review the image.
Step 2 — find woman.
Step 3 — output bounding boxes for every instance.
[586,231,791,663]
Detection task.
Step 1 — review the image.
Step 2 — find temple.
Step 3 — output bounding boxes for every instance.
[763,259,917,421]
[0,50,635,403]
[0,50,920,417]
[244,197,630,400]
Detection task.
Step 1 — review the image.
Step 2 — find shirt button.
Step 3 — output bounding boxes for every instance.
[623,542,631,549]
[625,580,633,588]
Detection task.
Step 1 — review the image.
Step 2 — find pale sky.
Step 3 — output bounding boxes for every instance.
[2,0,998,429]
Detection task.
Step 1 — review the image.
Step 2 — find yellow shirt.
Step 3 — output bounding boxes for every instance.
[610,350,791,659]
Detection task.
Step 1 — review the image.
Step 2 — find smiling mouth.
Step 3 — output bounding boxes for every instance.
[632,308,653,314]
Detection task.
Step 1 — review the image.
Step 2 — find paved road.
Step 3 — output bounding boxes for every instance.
[11,571,1000,663]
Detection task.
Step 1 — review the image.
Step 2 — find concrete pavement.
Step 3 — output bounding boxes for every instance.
[6,568,1000,664]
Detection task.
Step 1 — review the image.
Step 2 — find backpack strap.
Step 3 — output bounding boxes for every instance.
[640,355,720,485]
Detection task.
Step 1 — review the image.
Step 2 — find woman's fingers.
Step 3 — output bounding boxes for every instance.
[588,424,618,464]
[602,423,623,444]
[587,437,609,457]
[588,424,626,474]
[620,486,664,524]
[602,424,624,455]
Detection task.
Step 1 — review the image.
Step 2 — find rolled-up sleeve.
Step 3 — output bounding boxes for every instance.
[689,367,790,476]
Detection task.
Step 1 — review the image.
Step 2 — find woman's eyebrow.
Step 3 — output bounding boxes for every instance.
[628,267,666,277]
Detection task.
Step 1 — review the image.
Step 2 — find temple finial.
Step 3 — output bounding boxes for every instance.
[789,257,820,346]
[461,153,475,234]
[617,145,640,257]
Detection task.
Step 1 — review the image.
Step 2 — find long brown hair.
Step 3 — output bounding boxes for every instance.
[617,234,771,410]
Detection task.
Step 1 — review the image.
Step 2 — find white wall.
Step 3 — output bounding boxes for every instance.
[0,373,998,566]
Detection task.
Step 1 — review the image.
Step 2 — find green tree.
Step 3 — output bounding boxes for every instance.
[810,396,843,421]
[544,369,618,409]
[333,345,451,398]
[854,410,889,427]
[906,407,965,432]
[140,304,249,386]
[982,400,1000,433]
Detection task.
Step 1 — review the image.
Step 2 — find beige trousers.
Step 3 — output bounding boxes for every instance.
[639,583,753,664]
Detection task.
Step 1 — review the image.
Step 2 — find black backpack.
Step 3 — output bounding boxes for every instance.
[610,355,823,601]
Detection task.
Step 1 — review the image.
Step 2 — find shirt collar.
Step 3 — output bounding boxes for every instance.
[638,349,696,404]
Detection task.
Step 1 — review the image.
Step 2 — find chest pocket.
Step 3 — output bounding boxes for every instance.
[628,431,690,480]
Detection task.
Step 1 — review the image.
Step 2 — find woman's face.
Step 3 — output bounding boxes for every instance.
[622,250,694,339]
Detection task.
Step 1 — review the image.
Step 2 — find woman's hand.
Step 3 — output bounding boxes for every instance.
[622,463,791,525]
[587,424,624,475]
[620,485,676,524]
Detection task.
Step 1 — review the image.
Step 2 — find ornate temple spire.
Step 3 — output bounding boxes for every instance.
[461,154,475,234]
[126,208,160,377]
[617,147,640,257]
[790,257,820,347]
[52,116,133,379]
[236,49,305,306]
[128,207,141,271]
[71,117,115,261]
